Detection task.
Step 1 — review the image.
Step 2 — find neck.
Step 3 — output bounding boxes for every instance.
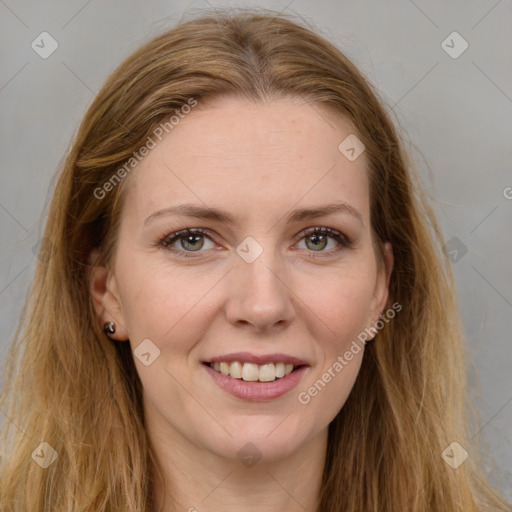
[149,423,327,512]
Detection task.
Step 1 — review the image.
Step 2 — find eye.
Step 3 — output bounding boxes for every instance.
[159,228,216,258]
[295,227,351,255]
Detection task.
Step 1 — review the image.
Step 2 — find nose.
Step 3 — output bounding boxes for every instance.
[224,244,295,333]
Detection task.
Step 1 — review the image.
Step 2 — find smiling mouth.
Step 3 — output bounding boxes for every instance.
[203,361,304,382]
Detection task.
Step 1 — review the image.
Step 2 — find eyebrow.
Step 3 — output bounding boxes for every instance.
[143,201,364,227]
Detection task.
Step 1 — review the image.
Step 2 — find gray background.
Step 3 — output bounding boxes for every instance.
[1,0,511,499]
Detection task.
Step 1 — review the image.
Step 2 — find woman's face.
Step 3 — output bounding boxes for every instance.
[92,96,393,463]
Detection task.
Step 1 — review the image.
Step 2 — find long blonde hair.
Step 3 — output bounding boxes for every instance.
[1,8,510,511]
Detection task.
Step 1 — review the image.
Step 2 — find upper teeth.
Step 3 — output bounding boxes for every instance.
[210,361,295,382]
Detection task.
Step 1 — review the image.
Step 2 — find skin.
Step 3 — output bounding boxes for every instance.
[90,96,393,512]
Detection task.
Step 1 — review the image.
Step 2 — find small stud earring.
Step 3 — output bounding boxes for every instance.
[103,321,116,335]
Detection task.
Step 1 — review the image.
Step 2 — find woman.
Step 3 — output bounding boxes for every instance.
[0,8,510,512]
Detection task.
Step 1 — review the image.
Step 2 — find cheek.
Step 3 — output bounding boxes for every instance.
[307,263,376,414]
[303,264,377,350]
[116,259,222,348]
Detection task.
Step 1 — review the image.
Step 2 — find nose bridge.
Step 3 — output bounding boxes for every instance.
[225,236,294,328]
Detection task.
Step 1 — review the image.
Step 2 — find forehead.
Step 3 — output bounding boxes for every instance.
[121,96,370,226]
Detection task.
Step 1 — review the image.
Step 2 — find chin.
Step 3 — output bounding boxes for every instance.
[200,416,310,464]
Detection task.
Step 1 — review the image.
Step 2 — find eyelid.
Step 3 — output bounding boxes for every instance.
[159,227,218,247]
[296,226,351,246]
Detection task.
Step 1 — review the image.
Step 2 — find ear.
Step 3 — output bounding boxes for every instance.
[368,241,394,337]
[89,248,129,341]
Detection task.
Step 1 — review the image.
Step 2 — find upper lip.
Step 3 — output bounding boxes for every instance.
[204,352,309,366]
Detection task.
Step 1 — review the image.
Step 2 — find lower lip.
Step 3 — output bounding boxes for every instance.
[203,364,308,401]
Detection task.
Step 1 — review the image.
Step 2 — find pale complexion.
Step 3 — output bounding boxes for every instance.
[91,96,393,512]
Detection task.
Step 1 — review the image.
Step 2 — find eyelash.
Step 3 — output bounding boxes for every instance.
[157,226,352,259]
